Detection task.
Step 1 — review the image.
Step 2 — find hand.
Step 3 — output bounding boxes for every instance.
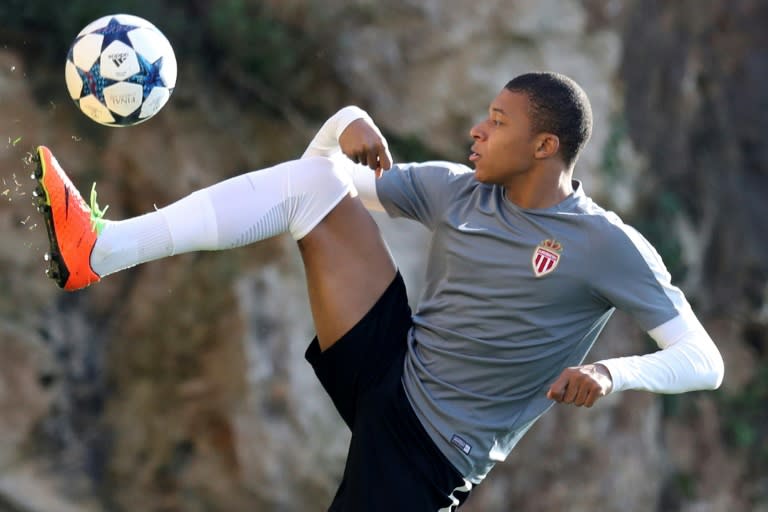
[546,363,613,408]
[339,118,393,177]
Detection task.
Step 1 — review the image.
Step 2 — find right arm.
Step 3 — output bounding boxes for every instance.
[302,106,391,211]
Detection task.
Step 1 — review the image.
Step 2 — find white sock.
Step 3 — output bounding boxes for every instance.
[90,215,174,277]
[90,157,353,277]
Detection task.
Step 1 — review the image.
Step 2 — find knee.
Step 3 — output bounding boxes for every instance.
[288,156,353,194]
[281,156,354,240]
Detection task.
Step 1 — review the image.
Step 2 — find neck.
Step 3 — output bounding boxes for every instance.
[503,168,574,209]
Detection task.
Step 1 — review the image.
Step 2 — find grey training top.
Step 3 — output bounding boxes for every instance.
[376,161,687,483]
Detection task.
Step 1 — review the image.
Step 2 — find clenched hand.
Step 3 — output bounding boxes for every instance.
[547,363,613,407]
[339,118,393,177]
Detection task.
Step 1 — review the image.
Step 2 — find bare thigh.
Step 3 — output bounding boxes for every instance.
[297,194,397,351]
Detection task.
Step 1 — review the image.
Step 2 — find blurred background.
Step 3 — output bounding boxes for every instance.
[0,0,766,511]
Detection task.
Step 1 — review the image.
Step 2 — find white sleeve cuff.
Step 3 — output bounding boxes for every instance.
[302,106,372,158]
[302,106,384,211]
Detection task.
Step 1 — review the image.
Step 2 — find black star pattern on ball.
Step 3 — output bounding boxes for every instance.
[89,16,141,51]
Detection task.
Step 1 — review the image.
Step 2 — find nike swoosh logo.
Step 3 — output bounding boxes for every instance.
[457,222,485,232]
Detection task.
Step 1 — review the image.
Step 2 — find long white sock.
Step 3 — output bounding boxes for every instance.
[90,157,353,277]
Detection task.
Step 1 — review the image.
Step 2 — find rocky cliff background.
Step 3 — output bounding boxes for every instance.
[0,0,766,511]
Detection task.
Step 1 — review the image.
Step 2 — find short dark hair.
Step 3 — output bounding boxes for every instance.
[505,72,593,167]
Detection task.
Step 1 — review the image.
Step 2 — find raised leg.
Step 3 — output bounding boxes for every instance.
[298,195,396,350]
[34,146,397,350]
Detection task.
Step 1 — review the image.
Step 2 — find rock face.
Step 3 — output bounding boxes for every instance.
[618,2,768,510]
[323,0,623,194]
[0,1,764,511]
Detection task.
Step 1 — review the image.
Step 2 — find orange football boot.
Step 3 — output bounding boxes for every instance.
[32,146,106,290]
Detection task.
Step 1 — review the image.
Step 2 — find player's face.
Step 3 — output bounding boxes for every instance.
[469,89,539,184]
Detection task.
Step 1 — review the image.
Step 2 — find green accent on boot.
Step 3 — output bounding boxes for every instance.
[89,182,109,235]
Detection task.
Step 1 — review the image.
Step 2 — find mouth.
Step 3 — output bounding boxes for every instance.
[469,147,480,162]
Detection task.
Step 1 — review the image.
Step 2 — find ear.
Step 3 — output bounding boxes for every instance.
[533,133,560,160]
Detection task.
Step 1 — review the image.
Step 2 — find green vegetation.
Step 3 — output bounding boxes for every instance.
[386,133,446,163]
[599,112,628,180]
[632,190,687,281]
[1,1,163,58]
[598,112,685,280]
[719,365,768,468]
[0,0,324,111]
[716,362,768,506]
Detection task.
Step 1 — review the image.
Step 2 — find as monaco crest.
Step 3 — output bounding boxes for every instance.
[532,239,563,277]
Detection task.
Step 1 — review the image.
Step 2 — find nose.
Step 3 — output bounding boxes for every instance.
[469,121,486,141]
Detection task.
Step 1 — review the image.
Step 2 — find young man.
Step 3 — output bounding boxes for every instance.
[32,72,723,511]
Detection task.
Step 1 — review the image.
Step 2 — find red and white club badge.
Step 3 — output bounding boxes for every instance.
[532,239,563,277]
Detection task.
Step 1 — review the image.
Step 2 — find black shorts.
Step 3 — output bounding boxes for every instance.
[305,273,472,512]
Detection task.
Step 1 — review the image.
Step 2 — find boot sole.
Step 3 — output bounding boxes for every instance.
[32,151,70,288]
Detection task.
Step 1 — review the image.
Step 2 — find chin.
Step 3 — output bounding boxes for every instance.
[473,169,496,184]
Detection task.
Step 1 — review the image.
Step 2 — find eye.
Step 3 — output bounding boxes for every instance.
[492,118,503,127]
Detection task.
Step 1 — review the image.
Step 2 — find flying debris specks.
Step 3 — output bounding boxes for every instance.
[2,173,26,203]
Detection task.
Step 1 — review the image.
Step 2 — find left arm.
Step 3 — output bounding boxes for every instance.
[596,309,724,393]
[548,309,724,407]
[548,223,724,408]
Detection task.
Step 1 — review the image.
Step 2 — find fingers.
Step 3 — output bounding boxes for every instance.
[355,142,391,172]
[572,383,595,407]
[366,145,380,171]
[583,386,601,408]
[546,374,568,402]
[339,118,392,173]
[378,144,393,171]
[547,365,612,408]
[548,381,595,407]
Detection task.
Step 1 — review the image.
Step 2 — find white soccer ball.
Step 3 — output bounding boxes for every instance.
[65,14,177,127]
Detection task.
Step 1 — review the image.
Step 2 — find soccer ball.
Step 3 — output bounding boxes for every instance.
[65,14,177,127]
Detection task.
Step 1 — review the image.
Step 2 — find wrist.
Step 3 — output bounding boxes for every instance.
[333,106,372,140]
[594,362,615,393]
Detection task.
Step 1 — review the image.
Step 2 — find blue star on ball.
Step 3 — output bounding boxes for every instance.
[90,16,141,51]
[129,54,168,94]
